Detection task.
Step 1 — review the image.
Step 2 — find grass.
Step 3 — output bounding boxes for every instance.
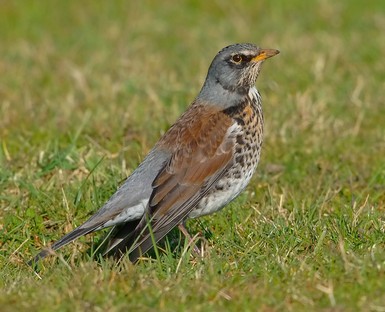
[1,0,385,310]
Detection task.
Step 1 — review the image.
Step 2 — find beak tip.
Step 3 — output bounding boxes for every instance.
[265,48,280,57]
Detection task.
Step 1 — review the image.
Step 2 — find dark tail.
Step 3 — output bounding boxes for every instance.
[27,226,94,267]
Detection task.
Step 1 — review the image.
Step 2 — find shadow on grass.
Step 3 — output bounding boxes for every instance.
[84,222,214,265]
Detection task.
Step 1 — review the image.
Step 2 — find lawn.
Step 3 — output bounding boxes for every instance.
[1,0,385,311]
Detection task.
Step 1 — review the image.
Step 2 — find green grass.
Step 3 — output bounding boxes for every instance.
[1,0,385,310]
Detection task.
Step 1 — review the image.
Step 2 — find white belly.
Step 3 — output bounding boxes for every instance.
[188,167,255,218]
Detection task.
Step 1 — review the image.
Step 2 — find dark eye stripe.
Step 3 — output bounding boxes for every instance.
[241,55,253,62]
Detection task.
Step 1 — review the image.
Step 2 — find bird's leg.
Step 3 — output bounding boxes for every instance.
[178,223,201,256]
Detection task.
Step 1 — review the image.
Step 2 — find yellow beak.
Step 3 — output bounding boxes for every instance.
[252,49,280,62]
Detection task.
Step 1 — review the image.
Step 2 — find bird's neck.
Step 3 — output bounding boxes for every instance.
[197,78,255,109]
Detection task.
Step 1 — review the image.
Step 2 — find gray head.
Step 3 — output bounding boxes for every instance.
[197,43,279,106]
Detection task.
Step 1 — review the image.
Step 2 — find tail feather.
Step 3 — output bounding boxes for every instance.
[27,226,94,266]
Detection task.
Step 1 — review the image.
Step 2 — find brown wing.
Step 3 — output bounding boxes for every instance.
[108,102,235,261]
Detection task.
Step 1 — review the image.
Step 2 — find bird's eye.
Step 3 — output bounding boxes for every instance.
[231,54,243,63]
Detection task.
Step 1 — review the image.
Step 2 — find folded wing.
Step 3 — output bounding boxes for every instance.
[106,102,236,261]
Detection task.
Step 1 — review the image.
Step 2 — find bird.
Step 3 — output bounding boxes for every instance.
[28,43,279,265]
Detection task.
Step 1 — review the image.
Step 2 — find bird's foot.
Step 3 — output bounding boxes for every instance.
[178,223,202,257]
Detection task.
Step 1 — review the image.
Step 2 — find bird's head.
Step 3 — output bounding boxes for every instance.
[198,43,279,105]
[210,43,279,92]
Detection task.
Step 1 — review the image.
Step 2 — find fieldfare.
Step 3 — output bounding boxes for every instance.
[29,43,279,265]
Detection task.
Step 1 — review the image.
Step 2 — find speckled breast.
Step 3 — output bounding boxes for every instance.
[189,87,264,218]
